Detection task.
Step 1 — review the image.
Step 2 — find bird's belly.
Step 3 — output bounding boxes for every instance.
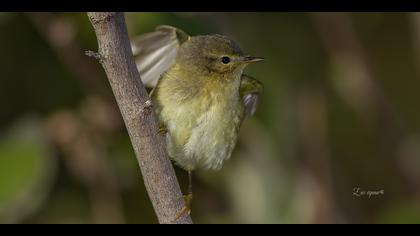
[167,101,243,171]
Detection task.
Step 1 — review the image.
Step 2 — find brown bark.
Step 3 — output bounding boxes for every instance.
[86,12,192,224]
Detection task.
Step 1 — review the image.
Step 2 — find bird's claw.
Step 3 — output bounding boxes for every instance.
[173,193,193,222]
[158,125,168,135]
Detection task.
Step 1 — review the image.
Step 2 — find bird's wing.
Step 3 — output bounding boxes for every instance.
[131,25,190,87]
[240,74,263,117]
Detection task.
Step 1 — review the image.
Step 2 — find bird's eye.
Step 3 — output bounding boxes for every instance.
[221,56,231,64]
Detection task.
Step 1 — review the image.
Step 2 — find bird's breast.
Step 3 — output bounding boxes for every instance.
[155,73,244,170]
[182,89,244,170]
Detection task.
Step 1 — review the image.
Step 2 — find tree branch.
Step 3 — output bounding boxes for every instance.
[86,12,192,224]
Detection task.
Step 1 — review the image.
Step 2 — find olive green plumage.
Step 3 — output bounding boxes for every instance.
[131,25,263,171]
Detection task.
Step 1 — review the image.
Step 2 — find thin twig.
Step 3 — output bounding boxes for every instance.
[85,50,104,62]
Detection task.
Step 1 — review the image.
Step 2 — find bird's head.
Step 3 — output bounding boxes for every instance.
[176,34,263,78]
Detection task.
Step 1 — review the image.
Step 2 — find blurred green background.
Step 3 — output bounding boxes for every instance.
[1,12,420,224]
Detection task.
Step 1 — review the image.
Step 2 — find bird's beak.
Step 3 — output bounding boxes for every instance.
[239,56,264,64]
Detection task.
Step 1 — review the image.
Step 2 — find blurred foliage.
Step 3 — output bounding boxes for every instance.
[0,117,57,223]
[0,12,420,224]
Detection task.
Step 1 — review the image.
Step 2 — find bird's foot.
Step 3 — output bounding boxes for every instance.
[158,124,168,135]
[173,193,193,222]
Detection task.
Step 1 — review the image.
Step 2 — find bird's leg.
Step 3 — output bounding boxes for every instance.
[186,170,193,207]
[173,170,193,221]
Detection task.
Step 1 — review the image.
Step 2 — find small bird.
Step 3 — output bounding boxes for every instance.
[131,25,263,219]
